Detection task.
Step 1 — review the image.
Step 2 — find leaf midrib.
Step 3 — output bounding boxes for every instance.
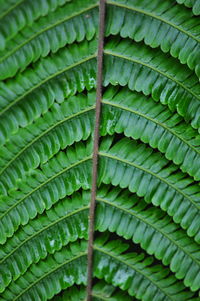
[102,100,200,155]
[107,1,200,43]
[99,152,200,211]
[0,0,24,20]
[0,156,92,221]
[0,106,95,176]
[94,246,173,301]
[104,50,200,102]
[96,196,200,267]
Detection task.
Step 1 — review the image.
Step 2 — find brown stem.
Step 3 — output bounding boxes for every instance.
[86,0,106,300]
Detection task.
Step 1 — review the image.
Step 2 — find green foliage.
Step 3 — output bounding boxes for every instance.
[0,190,89,291]
[101,86,200,180]
[0,239,87,301]
[175,0,200,15]
[106,0,200,76]
[94,234,195,300]
[0,0,199,300]
[104,38,200,129]
[95,186,200,290]
[99,136,200,240]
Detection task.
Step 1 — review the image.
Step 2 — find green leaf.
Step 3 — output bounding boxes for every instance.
[101,86,200,180]
[0,91,95,190]
[0,0,200,299]
[95,185,200,291]
[0,0,23,20]
[92,280,134,301]
[106,0,200,78]
[0,60,96,150]
[0,0,98,80]
[0,38,97,116]
[51,281,135,301]
[175,0,200,15]
[103,37,200,130]
[0,0,72,45]
[94,234,195,301]
[99,137,200,241]
[0,139,92,244]
[0,240,87,301]
[0,190,89,292]
[52,285,86,301]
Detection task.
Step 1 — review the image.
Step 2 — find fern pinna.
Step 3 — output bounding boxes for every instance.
[0,0,200,300]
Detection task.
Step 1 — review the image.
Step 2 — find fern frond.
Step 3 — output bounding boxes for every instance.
[51,281,135,301]
[0,0,23,20]
[0,0,199,299]
[105,0,200,78]
[0,0,98,80]
[0,240,87,300]
[95,185,200,291]
[94,234,195,301]
[99,137,200,241]
[175,0,200,15]
[101,86,200,180]
[0,190,89,292]
[0,60,96,150]
[0,38,97,116]
[104,38,200,130]
[0,91,95,190]
[92,280,134,300]
[0,0,72,47]
[0,139,92,244]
